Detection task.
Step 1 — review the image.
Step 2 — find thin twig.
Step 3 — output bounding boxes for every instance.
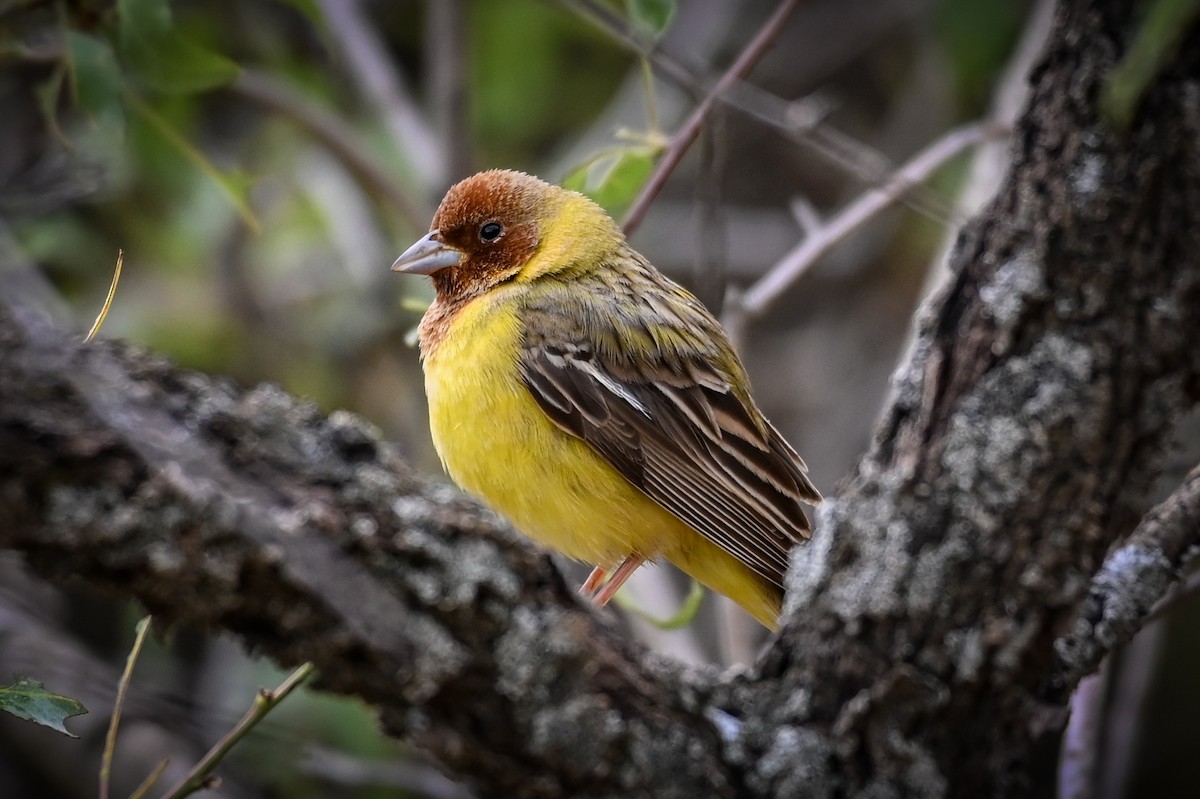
[740,121,998,317]
[229,70,430,231]
[567,0,954,228]
[99,615,152,799]
[124,92,262,233]
[426,0,472,181]
[159,663,316,799]
[562,0,700,97]
[621,0,803,236]
[318,0,443,188]
[129,759,170,799]
[1056,466,1200,683]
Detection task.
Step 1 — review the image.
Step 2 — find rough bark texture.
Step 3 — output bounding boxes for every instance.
[0,301,737,798]
[2,0,1200,796]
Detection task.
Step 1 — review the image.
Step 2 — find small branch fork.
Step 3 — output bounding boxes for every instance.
[1055,467,1200,799]
[1056,466,1200,683]
[740,121,999,317]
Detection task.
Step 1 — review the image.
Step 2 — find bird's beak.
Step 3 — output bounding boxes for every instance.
[391,230,463,275]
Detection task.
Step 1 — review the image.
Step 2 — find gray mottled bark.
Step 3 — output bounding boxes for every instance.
[2,0,1199,795]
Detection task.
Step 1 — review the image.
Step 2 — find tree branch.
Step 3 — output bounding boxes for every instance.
[2,2,1200,795]
[739,121,999,318]
[318,0,444,189]
[1055,467,1200,683]
[622,0,803,236]
[229,69,431,231]
[0,302,735,798]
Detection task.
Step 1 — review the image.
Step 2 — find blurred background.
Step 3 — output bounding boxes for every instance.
[1,0,1195,796]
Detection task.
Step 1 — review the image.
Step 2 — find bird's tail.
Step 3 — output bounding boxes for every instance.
[671,537,784,631]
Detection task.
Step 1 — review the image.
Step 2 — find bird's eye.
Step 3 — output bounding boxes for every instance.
[479,221,503,242]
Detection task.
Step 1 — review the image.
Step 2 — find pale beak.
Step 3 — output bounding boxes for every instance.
[391,230,463,275]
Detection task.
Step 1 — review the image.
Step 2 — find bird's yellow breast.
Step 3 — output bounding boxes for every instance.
[421,287,785,628]
[421,289,683,567]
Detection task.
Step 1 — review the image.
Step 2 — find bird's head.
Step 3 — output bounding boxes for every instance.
[392,170,622,299]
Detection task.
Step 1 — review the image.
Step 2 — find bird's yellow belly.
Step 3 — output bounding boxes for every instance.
[421,292,785,628]
[422,294,686,568]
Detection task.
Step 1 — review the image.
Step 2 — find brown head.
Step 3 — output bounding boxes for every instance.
[392,170,622,300]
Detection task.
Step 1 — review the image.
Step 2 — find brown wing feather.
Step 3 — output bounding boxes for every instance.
[518,256,820,589]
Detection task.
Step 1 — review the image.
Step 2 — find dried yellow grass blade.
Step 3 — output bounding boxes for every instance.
[84,249,123,343]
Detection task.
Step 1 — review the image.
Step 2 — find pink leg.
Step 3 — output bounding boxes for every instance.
[580,565,607,598]
[591,555,646,607]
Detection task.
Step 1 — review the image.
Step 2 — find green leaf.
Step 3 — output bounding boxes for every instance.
[563,146,658,216]
[118,0,240,94]
[126,92,262,232]
[34,64,69,143]
[1102,0,1200,130]
[626,0,676,38]
[0,677,88,737]
[274,0,324,27]
[67,32,124,117]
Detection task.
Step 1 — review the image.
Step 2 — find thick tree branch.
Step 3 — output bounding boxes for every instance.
[744,0,1200,793]
[0,303,734,798]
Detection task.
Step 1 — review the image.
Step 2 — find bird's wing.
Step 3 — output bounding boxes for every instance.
[518,264,820,588]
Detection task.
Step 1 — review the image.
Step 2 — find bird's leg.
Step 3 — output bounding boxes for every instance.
[590,555,646,607]
[579,565,607,599]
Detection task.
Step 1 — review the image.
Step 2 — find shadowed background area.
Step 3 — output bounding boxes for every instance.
[1,0,1196,796]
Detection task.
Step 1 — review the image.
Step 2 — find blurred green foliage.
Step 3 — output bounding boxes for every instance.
[934,0,1027,108]
[469,0,630,163]
[1102,0,1200,130]
[9,0,648,412]
[626,0,677,38]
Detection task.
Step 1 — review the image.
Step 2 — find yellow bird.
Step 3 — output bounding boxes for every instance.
[393,170,820,630]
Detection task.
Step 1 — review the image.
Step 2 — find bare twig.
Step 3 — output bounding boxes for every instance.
[567,0,952,227]
[128,759,170,799]
[426,0,472,181]
[562,0,701,97]
[318,0,444,188]
[740,121,997,317]
[1056,466,1200,682]
[159,663,316,799]
[621,0,803,236]
[788,196,822,236]
[229,70,430,231]
[99,616,152,799]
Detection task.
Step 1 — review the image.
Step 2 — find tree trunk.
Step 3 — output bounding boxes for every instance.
[2,0,1199,795]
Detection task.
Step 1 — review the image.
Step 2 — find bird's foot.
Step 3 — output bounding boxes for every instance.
[579,555,646,607]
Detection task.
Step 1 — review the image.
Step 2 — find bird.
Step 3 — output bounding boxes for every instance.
[392,169,820,630]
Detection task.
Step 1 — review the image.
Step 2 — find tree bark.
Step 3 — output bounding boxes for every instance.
[2,0,1199,796]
